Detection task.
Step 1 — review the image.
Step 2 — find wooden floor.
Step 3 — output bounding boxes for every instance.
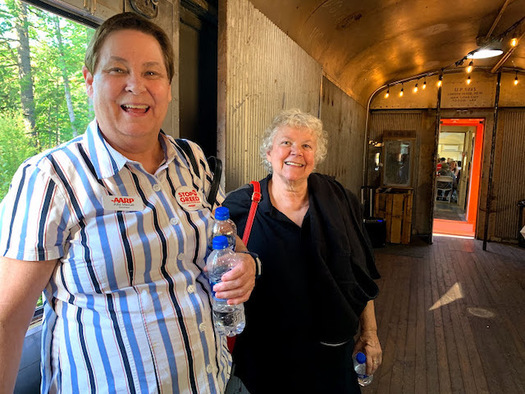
[367,236,525,394]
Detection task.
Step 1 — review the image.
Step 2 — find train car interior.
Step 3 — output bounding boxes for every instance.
[1,0,524,392]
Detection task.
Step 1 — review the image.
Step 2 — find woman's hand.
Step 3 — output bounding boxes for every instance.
[354,300,382,375]
[354,329,382,376]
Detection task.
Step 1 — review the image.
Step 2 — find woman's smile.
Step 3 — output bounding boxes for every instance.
[121,103,150,114]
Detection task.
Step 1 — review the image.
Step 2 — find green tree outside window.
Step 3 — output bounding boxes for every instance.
[0,0,95,200]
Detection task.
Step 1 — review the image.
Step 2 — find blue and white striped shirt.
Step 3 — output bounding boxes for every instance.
[0,120,230,393]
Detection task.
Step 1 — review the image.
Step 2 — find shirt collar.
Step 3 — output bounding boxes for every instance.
[83,119,178,179]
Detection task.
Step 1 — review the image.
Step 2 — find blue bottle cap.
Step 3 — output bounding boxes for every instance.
[215,206,230,221]
[212,235,229,250]
[356,352,366,364]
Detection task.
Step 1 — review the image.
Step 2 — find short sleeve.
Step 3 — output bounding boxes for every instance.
[0,161,70,261]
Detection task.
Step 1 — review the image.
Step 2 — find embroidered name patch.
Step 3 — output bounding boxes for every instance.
[103,195,144,212]
[176,186,203,211]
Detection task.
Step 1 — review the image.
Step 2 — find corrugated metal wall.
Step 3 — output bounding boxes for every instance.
[368,112,424,140]
[317,77,367,194]
[492,109,525,241]
[219,0,322,191]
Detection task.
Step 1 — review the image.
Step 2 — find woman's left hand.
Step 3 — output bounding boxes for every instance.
[354,329,382,376]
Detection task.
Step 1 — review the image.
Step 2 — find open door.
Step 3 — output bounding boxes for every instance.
[433,118,484,237]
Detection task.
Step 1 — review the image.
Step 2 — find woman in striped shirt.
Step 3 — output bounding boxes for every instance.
[0,12,256,393]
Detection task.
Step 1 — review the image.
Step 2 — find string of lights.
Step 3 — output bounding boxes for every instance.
[382,24,524,99]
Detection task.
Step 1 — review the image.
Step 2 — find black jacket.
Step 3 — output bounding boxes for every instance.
[223,173,380,393]
[226,173,379,344]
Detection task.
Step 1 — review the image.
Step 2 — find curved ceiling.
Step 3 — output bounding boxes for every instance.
[249,0,525,105]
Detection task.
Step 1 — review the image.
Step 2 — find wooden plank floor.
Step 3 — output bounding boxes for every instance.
[367,236,525,394]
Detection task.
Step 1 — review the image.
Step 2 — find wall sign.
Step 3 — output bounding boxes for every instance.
[441,75,496,108]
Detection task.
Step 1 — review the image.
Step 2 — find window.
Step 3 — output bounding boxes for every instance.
[382,138,414,188]
[0,0,95,201]
[0,0,95,312]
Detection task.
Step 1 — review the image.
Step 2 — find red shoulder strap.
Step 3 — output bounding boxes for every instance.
[229,181,260,353]
[241,181,261,246]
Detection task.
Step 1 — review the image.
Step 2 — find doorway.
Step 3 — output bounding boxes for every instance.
[179,0,218,158]
[433,118,484,237]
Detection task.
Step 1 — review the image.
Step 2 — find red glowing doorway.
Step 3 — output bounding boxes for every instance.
[433,118,484,237]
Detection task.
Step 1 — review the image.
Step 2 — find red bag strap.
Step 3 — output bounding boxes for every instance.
[241,181,261,245]
[228,181,260,354]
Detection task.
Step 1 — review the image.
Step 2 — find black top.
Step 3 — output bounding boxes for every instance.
[223,173,379,394]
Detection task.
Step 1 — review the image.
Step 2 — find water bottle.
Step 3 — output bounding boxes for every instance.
[207,235,246,337]
[210,206,237,250]
[353,352,373,386]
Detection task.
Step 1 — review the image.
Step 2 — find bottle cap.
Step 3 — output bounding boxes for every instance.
[356,352,366,364]
[212,235,229,250]
[215,206,230,221]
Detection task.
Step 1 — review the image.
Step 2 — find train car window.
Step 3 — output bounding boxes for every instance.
[0,0,95,317]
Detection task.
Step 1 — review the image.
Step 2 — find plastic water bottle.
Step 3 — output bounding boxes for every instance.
[353,352,373,386]
[210,206,237,250]
[207,235,245,337]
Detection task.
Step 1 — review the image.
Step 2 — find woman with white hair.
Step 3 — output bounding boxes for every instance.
[223,108,382,393]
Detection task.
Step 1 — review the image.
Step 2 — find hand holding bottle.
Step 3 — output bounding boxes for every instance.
[208,206,256,304]
[207,236,246,336]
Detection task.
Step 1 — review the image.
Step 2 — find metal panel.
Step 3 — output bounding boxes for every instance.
[367,111,437,236]
[317,77,367,194]
[368,112,423,141]
[219,0,322,191]
[492,109,525,242]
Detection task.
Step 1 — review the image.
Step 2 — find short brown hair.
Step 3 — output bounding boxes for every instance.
[84,12,174,82]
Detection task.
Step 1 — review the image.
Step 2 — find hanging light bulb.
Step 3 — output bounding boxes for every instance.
[466,60,473,73]
[399,84,404,97]
[413,82,419,93]
[422,78,427,90]
[466,75,472,85]
[385,87,390,98]
[511,36,518,47]
[437,74,443,87]
[514,71,519,86]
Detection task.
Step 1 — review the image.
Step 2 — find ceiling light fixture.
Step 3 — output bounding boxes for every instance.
[466,75,472,85]
[515,71,519,85]
[437,74,443,87]
[385,87,390,98]
[467,41,503,59]
[422,78,427,90]
[413,82,419,93]
[399,84,404,97]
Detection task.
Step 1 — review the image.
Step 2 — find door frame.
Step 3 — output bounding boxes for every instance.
[433,118,484,237]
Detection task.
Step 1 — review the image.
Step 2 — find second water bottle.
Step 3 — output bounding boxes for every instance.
[207,235,246,337]
[353,351,373,386]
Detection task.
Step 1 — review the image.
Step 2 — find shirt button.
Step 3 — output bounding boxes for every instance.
[206,364,213,374]
[170,217,179,225]
[199,323,207,332]
[187,285,195,294]
[153,184,161,192]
